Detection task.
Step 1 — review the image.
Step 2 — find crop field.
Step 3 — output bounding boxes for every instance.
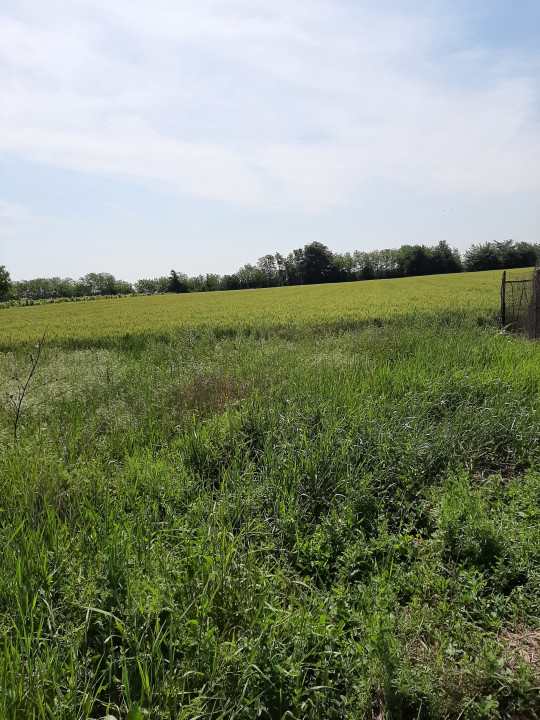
[1,271,539,719]
[0,269,510,349]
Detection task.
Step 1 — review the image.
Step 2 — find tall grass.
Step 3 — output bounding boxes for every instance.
[0,291,539,718]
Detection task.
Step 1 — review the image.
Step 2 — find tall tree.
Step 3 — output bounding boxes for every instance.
[274,253,287,286]
[431,240,462,274]
[396,245,432,277]
[300,242,339,284]
[257,254,278,287]
[0,265,12,300]
[464,242,503,271]
[78,272,118,295]
[236,263,264,289]
[136,277,169,294]
[333,251,356,281]
[168,270,189,293]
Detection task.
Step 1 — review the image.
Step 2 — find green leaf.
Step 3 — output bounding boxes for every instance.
[126,704,144,720]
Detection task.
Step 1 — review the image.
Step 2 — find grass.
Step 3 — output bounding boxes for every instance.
[0,269,514,349]
[0,273,539,719]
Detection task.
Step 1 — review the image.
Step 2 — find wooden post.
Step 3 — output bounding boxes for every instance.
[500,270,506,329]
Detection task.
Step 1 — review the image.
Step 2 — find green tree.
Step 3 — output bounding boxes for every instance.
[236,263,264,289]
[78,272,118,295]
[204,274,221,292]
[464,242,502,271]
[168,270,189,293]
[135,277,169,294]
[513,241,539,268]
[396,245,432,277]
[0,265,12,300]
[222,273,241,290]
[257,254,278,287]
[333,251,356,281]
[300,242,339,284]
[114,280,134,295]
[431,240,462,274]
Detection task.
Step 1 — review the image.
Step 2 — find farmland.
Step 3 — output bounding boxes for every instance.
[0,270,507,349]
[1,271,539,719]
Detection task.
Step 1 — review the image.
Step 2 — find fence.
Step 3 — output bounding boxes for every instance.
[500,265,540,339]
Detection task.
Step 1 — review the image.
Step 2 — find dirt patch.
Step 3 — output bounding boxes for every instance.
[172,373,252,416]
[499,627,540,678]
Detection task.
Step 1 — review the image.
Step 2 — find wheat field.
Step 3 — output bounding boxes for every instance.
[0,270,506,349]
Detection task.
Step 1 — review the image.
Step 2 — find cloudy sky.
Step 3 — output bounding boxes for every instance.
[1,0,539,282]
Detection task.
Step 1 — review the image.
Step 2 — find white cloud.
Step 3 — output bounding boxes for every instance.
[1,0,539,210]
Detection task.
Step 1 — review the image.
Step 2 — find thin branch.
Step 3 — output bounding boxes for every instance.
[8,332,52,444]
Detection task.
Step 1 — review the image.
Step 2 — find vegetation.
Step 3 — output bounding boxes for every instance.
[0,264,12,300]
[3,239,538,303]
[1,271,539,719]
[5,272,133,302]
[464,241,539,273]
[0,269,515,349]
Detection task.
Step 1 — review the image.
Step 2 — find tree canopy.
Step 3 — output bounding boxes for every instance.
[3,239,538,303]
[0,265,12,300]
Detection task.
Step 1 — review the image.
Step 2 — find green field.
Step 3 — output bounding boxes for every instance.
[0,269,512,349]
[1,272,539,719]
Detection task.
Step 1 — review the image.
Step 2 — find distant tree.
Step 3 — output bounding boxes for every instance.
[78,272,118,295]
[136,277,170,294]
[10,273,132,299]
[16,277,55,300]
[370,249,400,278]
[512,241,539,268]
[274,253,287,286]
[168,269,189,293]
[222,273,241,290]
[187,275,206,293]
[350,251,372,280]
[0,265,12,300]
[185,273,221,292]
[114,280,133,295]
[333,252,356,281]
[496,240,539,269]
[349,250,373,280]
[282,249,303,285]
[464,240,539,272]
[464,242,503,271]
[204,274,221,292]
[16,276,74,299]
[396,245,432,277]
[236,263,264,289]
[431,240,462,274]
[257,254,278,287]
[49,277,76,297]
[300,242,339,284]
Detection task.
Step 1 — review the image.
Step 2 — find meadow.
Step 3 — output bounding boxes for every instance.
[1,271,539,719]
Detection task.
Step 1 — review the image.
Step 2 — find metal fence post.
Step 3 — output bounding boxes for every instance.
[500,270,506,329]
[534,268,540,339]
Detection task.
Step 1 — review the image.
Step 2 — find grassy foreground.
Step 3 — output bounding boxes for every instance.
[1,275,539,719]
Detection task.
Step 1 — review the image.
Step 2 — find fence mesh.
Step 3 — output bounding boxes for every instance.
[501,265,540,339]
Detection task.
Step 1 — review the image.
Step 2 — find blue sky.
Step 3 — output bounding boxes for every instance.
[1,0,539,282]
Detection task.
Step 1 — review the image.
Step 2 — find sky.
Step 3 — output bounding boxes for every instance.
[1,0,539,283]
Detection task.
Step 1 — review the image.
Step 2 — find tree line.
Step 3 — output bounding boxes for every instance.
[1,239,538,302]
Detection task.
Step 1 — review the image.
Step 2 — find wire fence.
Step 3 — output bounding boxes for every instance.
[501,264,540,339]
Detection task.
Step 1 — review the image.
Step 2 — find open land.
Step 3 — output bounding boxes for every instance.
[1,270,539,719]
